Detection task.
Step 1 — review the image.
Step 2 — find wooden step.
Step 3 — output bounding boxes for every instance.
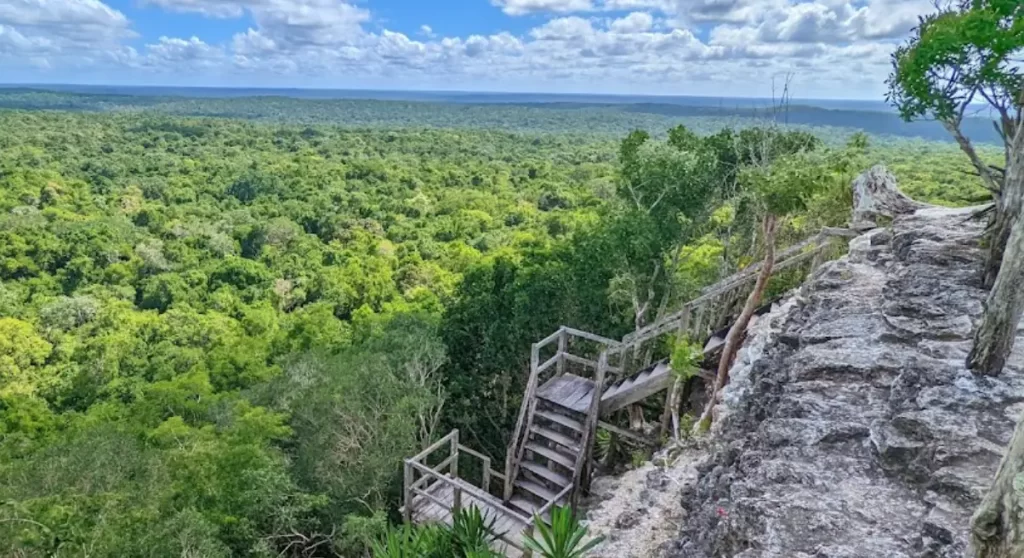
[520,461,571,488]
[516,479,562,503]
[509,496,538,517]
[531,425,580,452]
[600,361,675,413]
[606,378,633,398]
[525,442,575,470]
[509,496,553,523]
[534,409,583,432]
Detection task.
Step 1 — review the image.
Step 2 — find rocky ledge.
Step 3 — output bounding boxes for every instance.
[661,205,1024,557]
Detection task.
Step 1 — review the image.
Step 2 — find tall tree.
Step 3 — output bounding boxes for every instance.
[695,150,835,432]
[887,0,1023,375]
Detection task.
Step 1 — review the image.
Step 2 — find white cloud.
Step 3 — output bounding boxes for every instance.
[145,36,225,67]
[0,24,52,55]
[493,0,594,16]
[0,0,942,99]
[0,0,134,68]
[0,0,129,28]
[530,17,595,40]
[610,11,654,33]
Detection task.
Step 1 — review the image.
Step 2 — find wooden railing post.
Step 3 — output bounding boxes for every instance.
[571,348,608,509]
[403,460,414,523]
[481,455,491,494]
[452,484,463,517]
[556,328,567,376]
[450,429,459,479]
[506,341,541,501]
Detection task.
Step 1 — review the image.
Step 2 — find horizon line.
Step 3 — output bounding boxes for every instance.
[0,81,888,103]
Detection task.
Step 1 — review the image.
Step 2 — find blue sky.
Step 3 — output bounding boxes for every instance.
[0,0,937,99]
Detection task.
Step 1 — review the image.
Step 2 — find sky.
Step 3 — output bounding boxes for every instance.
[0,0,939,99]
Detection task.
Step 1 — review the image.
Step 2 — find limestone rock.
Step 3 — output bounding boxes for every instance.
[851,165,928,230]
[669,204,1024,557]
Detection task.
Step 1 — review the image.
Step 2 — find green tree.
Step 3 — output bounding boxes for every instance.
[0,318,53,397]
[887,0,1024,378]
[696,149,835,432]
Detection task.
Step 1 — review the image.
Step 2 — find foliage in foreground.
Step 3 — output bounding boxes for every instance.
[372,506,503,557]
[372,505,601,558]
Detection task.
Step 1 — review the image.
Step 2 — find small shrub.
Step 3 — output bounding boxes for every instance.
[523,506,604,558]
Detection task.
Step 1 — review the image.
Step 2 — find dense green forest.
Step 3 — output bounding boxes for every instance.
[0,89,1003,144]
[0,104,996,556]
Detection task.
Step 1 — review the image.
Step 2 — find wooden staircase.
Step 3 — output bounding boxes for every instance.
[502,228,857,515]
[402,227,858,555]
[507,401,581,520]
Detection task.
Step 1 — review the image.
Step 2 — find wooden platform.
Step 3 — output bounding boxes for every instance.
[536,361,677,415]
[536,374,596,413]
[411,478,530,556]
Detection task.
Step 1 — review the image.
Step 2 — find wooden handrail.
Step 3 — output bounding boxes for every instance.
[506,341,542,500]
[434,454,457,474]
[406,461,531,553]
[537,353,560,374]
[458,444,494,464]
[408,461,533,525]
[569,348,608,509]
[624,229,848,347]
[598,420,657,447]
[561,352,599,369]
[536,327,564,350]
[411,485,451,511]
[563,327,620,347]
[537,483,574,517]
[410,430,458,464]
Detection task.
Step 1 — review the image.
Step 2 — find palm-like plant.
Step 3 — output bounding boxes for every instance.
[522,506,604,558]
[371,524,425,558]
[451,505,503,554]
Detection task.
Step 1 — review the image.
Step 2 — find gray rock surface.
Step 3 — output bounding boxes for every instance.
[669,206,1024,558]
[851,165,927,230]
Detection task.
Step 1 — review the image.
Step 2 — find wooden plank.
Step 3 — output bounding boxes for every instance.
[597,420,658,446]
[537,353,560,374]
[537,484,573,516]
[536,328,564,350]
[410,430,457,464]
[509,496,539,518]
[407,461,530,523]
[623,230,839,347]
[524,442,575,469]
[563,327,620,346]
[557,381,595,413]
[537,374,595,411]
[600,362,674,414]
[530,425,580,452]
[403,461,414,522]
[506,344,542,501]
[562,352,599,370]
[520,461,571,487]
[533,409,582,432]
[556,330,567,377]
[516,479,562,502]
[412,486,452,512]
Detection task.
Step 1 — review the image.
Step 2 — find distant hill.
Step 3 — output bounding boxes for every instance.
[0,86,1001,144]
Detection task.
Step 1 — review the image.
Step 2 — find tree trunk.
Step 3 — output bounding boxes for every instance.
[972,413,1024,558]
[695,216,778,433]
[969,136,1024,376]
[983,130,1024,289]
